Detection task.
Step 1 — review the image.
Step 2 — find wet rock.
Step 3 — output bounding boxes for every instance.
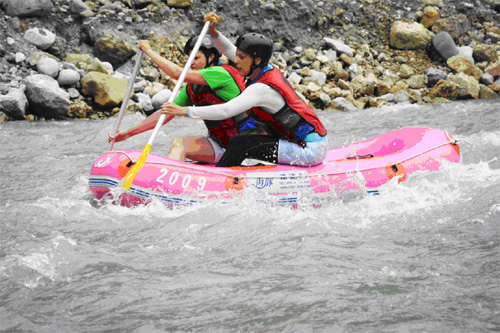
[25,74,70,119]
[0,85,28,120]
[390,20,434,50]
[432,31,458,60]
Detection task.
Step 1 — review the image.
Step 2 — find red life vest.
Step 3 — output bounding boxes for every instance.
[250,66,327,143]
[186,64,246,147]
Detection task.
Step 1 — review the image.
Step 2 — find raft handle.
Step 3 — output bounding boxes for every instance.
[347,154,374,160]
[126,160,136,168]
[234,177,239,185]
[392,164,398,172]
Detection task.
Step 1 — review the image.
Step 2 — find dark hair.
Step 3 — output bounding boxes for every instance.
[184,35,221,67]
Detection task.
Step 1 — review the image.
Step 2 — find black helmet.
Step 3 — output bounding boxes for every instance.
[184,35,221,67]
[235,33,273,66]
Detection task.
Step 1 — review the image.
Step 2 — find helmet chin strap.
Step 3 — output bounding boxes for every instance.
[244,59,261,81]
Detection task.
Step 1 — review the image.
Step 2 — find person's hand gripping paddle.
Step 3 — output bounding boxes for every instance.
[122,21,211,190]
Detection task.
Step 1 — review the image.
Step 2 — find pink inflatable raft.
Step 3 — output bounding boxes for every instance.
[89,127,460,207]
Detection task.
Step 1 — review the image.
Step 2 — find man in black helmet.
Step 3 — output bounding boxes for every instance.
[109,36,257,164]
[162,13,328,167]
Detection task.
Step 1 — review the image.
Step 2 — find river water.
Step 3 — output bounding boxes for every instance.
[1,99,499,332]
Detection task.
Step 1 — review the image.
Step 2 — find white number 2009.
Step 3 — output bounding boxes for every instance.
[156,169,207,191]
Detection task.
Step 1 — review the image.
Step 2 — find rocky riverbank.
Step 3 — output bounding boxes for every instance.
[0,0,499,121]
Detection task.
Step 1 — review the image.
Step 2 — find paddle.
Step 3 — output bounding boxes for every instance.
[122,21,211,190]
[109,50,144,151]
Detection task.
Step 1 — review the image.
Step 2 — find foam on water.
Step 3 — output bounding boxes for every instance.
[1,100,499,332]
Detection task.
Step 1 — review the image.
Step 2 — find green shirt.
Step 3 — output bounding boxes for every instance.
[174,65,241,106]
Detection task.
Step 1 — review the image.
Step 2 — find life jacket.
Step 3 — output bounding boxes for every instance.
[249,66,327,146]
[186,64,256,147]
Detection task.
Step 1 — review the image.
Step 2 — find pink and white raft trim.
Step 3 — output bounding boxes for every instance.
[89,127,460,207]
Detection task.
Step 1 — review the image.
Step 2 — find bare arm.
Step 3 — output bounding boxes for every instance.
[108,111,175,143]
[203,12,237,62]
[138,40,207,85]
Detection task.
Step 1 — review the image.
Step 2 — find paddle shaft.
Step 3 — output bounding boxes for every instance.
[109,51,144,151]
[121,21,211,190]
[146,21,210,146]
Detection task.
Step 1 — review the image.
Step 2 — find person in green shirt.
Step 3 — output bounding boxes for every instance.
[108,35,250,164]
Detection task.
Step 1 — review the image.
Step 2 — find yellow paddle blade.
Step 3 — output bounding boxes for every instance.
[122,143,152,190]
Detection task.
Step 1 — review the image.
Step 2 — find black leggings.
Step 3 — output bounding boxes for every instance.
[216,134,279,167]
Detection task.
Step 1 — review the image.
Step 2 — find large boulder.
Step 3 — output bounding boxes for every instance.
[2,0,53,17]
[93,34,136,69]
[431,14,471,39]
[25,74,70,119]
[432,31,459,61]
[426,67,448,86]
[23,27,56,51]
[428,79,460,100]
[0,86,29,120]
[390,20,435,50]
[473,43,499,63]
[68,0,94,17]
[448,73,480,99]
[80,71,131,108]
[447,55,483,80]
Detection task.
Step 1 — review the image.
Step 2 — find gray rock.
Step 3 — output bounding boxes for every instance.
[0,85,29,120]
[426,67,448,86]
[37,57,60,77]
[135,92,154,114]
[480,73,495,85]
[458,46,474,64]
[323,37,353,57]
[25,74,70,119]
[432,31,459,60]
[151,89,172,110]
[23,27,56,50]
[57,69,81,86]
[3,0,53,17]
